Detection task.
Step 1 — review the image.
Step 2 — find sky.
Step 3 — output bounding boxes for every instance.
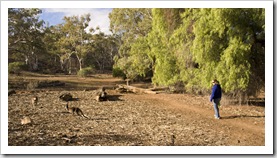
[39,8,113,35]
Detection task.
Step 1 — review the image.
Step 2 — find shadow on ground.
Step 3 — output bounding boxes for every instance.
[107,95,123,101]
[221,115,265,119]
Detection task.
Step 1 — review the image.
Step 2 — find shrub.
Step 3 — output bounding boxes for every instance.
[112,67,126,79]
[77,67,94,77]
[26,81,39,90]
[8,62,26,74]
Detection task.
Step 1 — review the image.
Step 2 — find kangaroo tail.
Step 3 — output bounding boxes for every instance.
[82,114,90,119]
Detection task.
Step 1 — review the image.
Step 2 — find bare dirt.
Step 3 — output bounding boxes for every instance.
[8,72,265,146]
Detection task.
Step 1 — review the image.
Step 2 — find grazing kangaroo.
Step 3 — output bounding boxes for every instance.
[95,87,108,102]
[59,93,73,102]
[31,96,38,107]
[21,116,32,125]
[65,102,89,119]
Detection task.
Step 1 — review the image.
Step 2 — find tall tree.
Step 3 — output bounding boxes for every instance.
[169,8,264,99]
[85,31,118,72]
[42,25,64,72]
[109,8,153,80]
[58,14,92,71]
[143,8,265,100]
[191,9,264,98]
[147,8,186,86]
[8,8,45,71]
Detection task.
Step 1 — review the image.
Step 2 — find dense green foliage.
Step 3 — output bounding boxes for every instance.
[110,8,265,98]
[112,67,126,79]
[109,9,153,80]
[171,8,265,97]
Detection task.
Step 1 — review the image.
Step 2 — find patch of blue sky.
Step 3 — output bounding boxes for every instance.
[39,11,64,26]
[38,8,112,34]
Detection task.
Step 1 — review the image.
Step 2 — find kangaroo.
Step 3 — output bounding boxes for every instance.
[65,102,89,119]
[21,116,32,125]
[59,93,73,102]
[31,96,38,107]
[95,87,108,102]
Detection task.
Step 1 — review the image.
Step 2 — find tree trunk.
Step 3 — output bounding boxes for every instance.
[60,59,64,71]
[76,54,83,70]
[25,55,29,65]
[33,55,38,71]
[68,57,72,74]
[79,58,83,70]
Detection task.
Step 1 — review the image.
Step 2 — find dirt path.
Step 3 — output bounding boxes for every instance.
[127,93,265,146]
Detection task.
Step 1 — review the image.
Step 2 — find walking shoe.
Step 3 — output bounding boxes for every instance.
[214,115,220,119]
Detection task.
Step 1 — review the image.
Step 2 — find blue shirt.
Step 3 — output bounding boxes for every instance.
[210,84,222,101]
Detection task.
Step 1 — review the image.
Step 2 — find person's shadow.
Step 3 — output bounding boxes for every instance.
[221,115,265,119]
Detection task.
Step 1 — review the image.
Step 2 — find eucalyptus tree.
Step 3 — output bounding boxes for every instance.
[84,31,118,72]
[147,8,185,86]
[8,8,45,71]
[42,25,64,72]
[193,9,263,98]
[170,8,265,99]
[110,8,265,100]
[57,14,92,72]
[109,8,153,80]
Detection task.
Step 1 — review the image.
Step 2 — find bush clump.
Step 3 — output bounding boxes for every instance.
[26,81,39,90]
[77,67,94,77]
[8,62,27,75]
[112,67,126,79]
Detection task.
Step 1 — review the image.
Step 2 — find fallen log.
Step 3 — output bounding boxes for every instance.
[117,84,157,94]
[148,87,169,91]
